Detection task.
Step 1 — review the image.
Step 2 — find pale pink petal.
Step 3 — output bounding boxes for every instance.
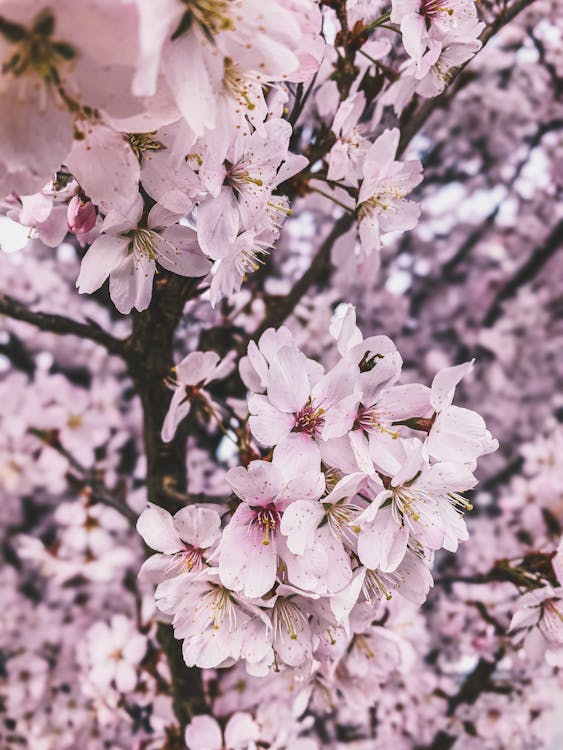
[227,461,283,505]
[280,500,324,555]
[109,253,156,314]
[197,188,240,259]
[176,351,221,385]
[224,713,259,749]
[114,661,137,692]
[76,234,128,294]
[185,715,222,750]
[218,506,278,598]
[66,124,140,215]
[123,634,147,664]
[430,361,474,411]
[273,434,323,481]
[248,394,294,446]
[161,387,192,443]
[357,505,409,572]
[267,345,310,412]
[158,225,212,277]
[136,503,182,554]
[173,506,221,549]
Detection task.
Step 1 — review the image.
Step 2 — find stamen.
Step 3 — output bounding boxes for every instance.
[273,598,307,641]
[196,585,237,631]
[250,508,281,546]
[293,401,326,438]
[223,57,256,110]
[363,568,393,603]
[125,132,165,161]
[132,228,158,261]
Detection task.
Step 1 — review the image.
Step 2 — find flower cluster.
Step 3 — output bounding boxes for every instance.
[1,0,559,747]
[139,305,497,677]
[1,0,486,315]
[0,0,322,312]
[388,0,484,109]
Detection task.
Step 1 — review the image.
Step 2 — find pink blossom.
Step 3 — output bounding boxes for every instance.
[356,129,423,258]
[85,615,147,693]
[67,195,97,235]
[161,350,235,442]
[76,199,211,314]
[137,503,221,583]
[218,442,325,598]
[185,712,259,750]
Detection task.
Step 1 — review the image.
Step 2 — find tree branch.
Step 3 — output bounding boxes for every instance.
[419,650,506,750]
[254,213,354,338]
[483,217,563,326]
[0,292,127,357]
[30,428,137,524]
[123,271,209,728]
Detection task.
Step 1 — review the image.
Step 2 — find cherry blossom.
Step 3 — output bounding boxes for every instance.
[84,614,147,693]
[161,350,235,442]
[76,198,211,313]
[0,0,559,747]
[356,129,423,258]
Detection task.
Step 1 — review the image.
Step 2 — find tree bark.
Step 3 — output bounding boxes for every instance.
[124,271,209,727]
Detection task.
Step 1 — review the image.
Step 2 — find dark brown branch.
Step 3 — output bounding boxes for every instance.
[123,271,209,728]
[156,624,207,732]
[0,292,127,356]
[161,477,233,507]
[30,428,137,524]
[420,650,506,750]
[467,600,506,636]
[254,213,354,338]
[483,218,563,326]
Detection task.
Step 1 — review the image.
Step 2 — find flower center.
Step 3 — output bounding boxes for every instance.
[132,228,158,260]
[181,546,204,572]
[66,414,83,429]
[125,132,165,161]
[252,507,281,546]
[420,0,455,17]
[362,568,394,602]
[234,244,268,278]
[174,0,234,42]
[222,57,256,110]
[273,598,307,641]
[198,584,237,631]
[359,187,405,217]
[326,501,361,543]
[356,406,399,438]
[293,402,326,438]
[0,11,75,83]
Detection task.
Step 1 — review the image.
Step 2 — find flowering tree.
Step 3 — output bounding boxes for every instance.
[1,1,562,748]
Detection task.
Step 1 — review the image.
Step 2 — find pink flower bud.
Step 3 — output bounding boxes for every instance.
[67,196,97,235]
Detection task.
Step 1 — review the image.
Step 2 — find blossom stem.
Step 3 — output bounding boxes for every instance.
[363,11,391,34]
[309,186,355,213]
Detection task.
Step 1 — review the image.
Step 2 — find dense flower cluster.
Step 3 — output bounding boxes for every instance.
[1,0,561,748]
[0,0,488,315]
[138,305,497,676]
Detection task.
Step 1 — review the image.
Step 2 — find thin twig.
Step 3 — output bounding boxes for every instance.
[30,428,137,524]
[254,213,354,338]
[420,650,506,750]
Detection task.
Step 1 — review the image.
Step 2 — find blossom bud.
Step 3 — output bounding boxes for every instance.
[67,196,97,235]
